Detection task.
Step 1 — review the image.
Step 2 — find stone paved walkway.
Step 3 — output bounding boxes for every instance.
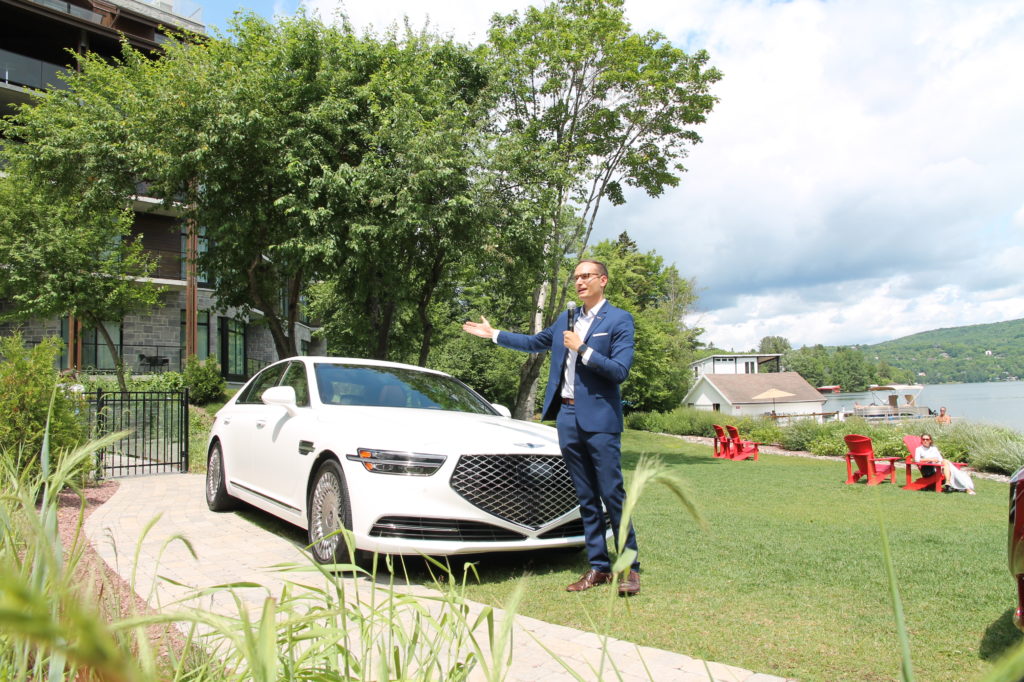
[85,474,788,682]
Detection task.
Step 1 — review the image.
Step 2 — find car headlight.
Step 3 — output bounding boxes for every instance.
[346,448,447,476]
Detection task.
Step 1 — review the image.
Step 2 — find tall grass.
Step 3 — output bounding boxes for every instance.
[1,388,703,680]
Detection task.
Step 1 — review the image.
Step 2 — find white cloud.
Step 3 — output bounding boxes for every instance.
[595,0,1024,346]
[689,281,1024,352]
[291,0,1024,347]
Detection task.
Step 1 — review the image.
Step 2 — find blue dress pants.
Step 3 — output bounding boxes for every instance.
[556,402,639,573]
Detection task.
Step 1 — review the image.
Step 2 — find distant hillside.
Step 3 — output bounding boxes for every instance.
[859,318,1024,383]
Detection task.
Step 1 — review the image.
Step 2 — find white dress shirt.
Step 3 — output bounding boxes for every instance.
[562,299,603,400]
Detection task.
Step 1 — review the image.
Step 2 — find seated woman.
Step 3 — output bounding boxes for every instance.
[914,433,975,495]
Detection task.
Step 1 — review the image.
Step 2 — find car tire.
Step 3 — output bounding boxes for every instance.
[308,459,358,565]
[205,441,237,511]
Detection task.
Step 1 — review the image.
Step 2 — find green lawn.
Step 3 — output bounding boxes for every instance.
[448,430,1020,681]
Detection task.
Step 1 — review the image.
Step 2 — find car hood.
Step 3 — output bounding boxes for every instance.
[314,407,561,455]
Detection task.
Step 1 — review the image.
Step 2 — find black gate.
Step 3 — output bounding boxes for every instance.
[85,389,189,477]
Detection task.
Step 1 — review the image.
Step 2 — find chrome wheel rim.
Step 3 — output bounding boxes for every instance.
[311,470,342,560]
[206,448,222,502]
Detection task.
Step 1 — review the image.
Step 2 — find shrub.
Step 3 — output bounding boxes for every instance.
[743,420,784,447]
[777,418,827,452]
[0,333,86,479]
[183,355,226,405]
[134,370,185,393]
[938,421,1024,474]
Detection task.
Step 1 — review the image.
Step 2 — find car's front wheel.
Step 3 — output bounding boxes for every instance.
[308,459,357,564]
[206,441,237,511]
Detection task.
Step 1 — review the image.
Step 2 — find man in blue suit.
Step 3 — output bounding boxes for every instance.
[462,259,640,595]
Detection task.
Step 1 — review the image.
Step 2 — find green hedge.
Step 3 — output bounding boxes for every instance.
[627,405,1024,475]
[0,333,87,481]
[80,356,226,405]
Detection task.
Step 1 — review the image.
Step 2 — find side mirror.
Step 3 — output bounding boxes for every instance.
[262,385,298,416]
[492,403,512,418]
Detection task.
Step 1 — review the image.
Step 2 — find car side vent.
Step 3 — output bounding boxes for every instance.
[450,454,579,530]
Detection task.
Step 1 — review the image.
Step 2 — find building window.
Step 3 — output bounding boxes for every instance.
[744,361,755,374]
[80,321,122,371]
[180,309,210,361]
[712,403,721,412]
[180,225,209,285]
[219,317,246,381]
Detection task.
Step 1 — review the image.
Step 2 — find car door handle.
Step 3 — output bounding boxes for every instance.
[256,420,266,428]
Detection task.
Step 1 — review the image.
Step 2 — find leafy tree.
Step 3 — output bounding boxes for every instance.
[588,233,699,412]
[830,346,872,392]
[0,14,391,361]
[758,335,791,355]
[757,335,790,373]
[782,345,831,388]
[308,32,495,364]
[485,0,721,418]
[0,168,161,393]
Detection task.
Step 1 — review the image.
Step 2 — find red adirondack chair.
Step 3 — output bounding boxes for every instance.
[902,435,968,492]
[712,425,731,458]
[725,425,760,461]
[844,434,900,485]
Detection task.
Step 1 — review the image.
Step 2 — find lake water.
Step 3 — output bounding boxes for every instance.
[822,382,1024,433]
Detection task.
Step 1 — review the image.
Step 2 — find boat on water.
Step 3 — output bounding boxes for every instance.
[848,384,934,422]
[818,385,841,394]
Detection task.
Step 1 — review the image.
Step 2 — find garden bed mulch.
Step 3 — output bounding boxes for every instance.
[56,481,187,661]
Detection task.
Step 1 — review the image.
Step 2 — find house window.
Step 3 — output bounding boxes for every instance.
[712,403,721,412]
[219,317,246,381]
[180,309,210,360]
[744,361,755,374]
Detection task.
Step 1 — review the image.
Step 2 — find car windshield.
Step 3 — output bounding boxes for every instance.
[314,363,495,414]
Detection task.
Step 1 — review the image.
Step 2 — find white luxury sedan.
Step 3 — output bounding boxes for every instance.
[205,356,587,563]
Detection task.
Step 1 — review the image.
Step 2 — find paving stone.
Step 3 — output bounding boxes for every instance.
[85,474,782,681]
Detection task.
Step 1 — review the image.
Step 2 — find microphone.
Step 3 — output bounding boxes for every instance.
[567,301,576,330]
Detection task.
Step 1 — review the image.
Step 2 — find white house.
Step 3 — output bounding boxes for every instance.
[682,372,827,421]
[690,353,783,379]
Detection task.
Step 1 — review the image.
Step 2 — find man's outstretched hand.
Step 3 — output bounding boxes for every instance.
[462,316,496,339]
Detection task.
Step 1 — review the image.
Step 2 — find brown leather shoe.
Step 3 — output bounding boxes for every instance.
[566,569,612,592]
[617,569,640,596]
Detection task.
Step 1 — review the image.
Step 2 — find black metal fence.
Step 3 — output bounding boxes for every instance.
[85,389,189,477]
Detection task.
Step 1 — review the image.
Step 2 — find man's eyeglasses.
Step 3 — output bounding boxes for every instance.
[572,272,602,282]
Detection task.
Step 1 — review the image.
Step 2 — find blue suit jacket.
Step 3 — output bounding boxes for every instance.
[496,302,634,433]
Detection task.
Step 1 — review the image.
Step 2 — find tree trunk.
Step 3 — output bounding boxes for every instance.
[513,353,546,420]
[90,315,128,394]
[247,259,298,359]
[373,300,395,360]
[416,253,445,367]
[513,279,551,420]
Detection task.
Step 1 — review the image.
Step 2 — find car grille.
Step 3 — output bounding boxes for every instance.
[370,516,526,542]
[537,512,611,539]
[450,454,578,530]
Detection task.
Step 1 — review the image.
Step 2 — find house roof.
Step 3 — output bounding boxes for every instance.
[702,372,825,405]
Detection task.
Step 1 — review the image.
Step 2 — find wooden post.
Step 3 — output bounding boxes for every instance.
[184,219,198,361]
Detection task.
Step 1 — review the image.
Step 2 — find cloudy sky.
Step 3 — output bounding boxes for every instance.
[195,0,1024,351]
